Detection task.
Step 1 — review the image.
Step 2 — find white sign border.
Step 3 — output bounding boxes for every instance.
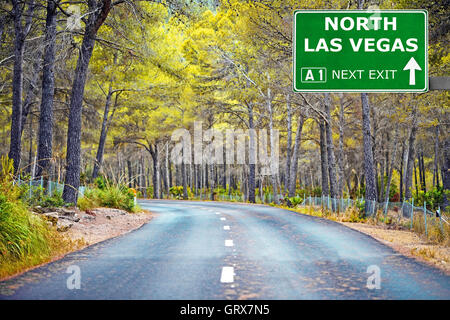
[292,9,429,93]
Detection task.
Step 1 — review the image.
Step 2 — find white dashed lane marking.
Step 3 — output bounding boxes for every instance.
[219,212,235,285]
[220,267,235,283]
[225,240,234,247]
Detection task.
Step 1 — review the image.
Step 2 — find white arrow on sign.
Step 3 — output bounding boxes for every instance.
[403,57,422,86]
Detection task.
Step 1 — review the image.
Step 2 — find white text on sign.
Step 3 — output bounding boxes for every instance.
[304,16,418,53]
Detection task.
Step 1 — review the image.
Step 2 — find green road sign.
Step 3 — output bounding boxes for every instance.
[293,10,428,92]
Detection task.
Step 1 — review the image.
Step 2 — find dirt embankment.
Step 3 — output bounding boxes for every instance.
[66,207,153,246]
[33,205,153,247]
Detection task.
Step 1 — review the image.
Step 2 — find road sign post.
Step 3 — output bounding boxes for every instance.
[293,10,428,92]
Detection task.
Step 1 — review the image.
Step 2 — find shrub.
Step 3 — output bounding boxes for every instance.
[77,188,100,211]
[95,175,107,190]
[414,187,444,210]
[77,184,138,212]
[345,207,365,223]
[286,196,303,207]
[355,199,365,214]
[169,186,184,199]
[20,184,65,208]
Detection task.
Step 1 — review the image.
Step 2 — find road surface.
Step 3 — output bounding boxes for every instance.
[1,200,449,299]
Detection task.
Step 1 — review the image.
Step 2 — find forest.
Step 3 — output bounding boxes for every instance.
[0,0,449,214]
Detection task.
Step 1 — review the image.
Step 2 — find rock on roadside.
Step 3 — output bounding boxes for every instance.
[33,206,151,240]
[66,207,153,246]
[33,206,96,232]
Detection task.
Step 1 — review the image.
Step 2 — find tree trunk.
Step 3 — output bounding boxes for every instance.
[337,95,346,197]
[181,161,188,200]
[420,151,426,192]
[27,113,33,173]
[248,103,256,203]
[379,158,385,201]
[21,52,41,140]
[399,142,405,201]
[127,159,132,188]
[442,139,450,210]
[9,0,35,173]
[222,147,227,189]
[162,142,168,195]
[285,94,292,193]
[142,156,148,197]
[384,128,399,204]
[324,93,338,200]
[266,83,279,204]
[360,93,377,214]
[414,160,419,198]
[150,144,160,199]
[433,125,440,188]
[209,163,215,200]
[92,86,113,179]
[319,119,329,196]
[63,0,112,204]
[404,107,418,200]
[288,114,305,197]
[36,0,57,179]
[204,163,209,188]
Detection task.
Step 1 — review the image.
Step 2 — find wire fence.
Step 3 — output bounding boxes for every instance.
[300,195,449,238]
[300,195,446,217]
[13,177,86,199]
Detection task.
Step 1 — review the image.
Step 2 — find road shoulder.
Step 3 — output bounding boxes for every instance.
[339,221,450,275]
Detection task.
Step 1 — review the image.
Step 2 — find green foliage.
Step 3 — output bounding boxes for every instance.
[414,186,444,210]
[19,184,65,208]
[385,181,399,202]
[78,184,138,212]
[169,186,184,199]
[0,192,49,260]
[228,187,243,197]
[355,199,365,214]
[0,156,74,278]
[100,185,136,212]
[285,196,303,207]
[95,176,107,190]
[310,187,322,197]
[40,191,65,208]
[214,186,227,195]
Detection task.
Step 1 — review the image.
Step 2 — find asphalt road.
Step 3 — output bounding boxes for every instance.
[1,200,449,299]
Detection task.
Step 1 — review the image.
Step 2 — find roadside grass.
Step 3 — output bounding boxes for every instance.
[0,156,81,279]
[276,202,450,246]
[78,184,140,213]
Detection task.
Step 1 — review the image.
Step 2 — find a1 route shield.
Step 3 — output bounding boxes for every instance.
[293,10,428,92]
